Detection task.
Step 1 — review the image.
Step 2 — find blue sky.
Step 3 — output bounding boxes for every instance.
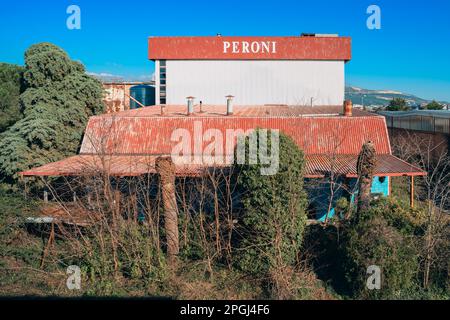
[1,0,449,101]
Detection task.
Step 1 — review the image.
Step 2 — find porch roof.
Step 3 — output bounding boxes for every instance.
[20,153,425,178]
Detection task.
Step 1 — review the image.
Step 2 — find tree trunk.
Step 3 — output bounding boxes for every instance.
[356,141,377,218]
[156,156,179,262]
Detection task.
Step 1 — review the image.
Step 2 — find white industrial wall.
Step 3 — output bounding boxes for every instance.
[164,60,344,106]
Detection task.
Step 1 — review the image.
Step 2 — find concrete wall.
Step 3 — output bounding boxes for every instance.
[162,60,345,106]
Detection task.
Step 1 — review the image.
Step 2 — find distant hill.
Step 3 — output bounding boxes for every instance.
[87,72,154,83]
[345,86,448,107]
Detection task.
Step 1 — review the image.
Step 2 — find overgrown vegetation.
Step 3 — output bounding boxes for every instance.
[341,198,420,299]
[234,130,308,298]
[0,63,24,133]
[0,43,104,185]
[0,131,332,299]
[0,43,448,300]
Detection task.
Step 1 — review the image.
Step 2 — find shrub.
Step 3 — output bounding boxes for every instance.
[341,199,420,299]
[234,129,308,277]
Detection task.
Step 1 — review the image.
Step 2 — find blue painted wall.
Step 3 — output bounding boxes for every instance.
[307,176,390,222]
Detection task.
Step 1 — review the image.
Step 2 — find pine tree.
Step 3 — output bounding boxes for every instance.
[0,63,24,132]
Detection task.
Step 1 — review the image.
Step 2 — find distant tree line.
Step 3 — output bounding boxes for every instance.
[386,97,445,111]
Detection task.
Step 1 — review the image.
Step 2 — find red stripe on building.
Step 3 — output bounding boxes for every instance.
[148,36,351,61]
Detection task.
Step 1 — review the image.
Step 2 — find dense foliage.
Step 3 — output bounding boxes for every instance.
[423,100,444,110]
[386,97,408,111]
[235,130,308,277]
[0,63,24,132]
[341,198,420,299]
[0,43,104,183]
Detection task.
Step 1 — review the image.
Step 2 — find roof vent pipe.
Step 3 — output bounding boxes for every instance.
[226,95,234,115]
[343,100,353,117]
[186,96,195,115]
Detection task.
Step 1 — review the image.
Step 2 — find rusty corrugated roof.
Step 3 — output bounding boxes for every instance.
[20,105,426,178]
[80,105,391,156]
[19,154,227,177]
[104,105,374,118]
[20,154,425,178]
[305,154,425,178]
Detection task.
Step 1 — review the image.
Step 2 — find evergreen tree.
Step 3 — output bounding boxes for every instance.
[0,63,24,132]
[386,97,408,111]
[235,129,308,276]
[0,43,104,183]
[424,100,444,110]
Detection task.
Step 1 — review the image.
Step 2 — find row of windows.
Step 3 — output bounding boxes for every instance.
[159,60,166,104]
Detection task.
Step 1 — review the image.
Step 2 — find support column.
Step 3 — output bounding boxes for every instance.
[156,156,179,262]
[410,176,415,208]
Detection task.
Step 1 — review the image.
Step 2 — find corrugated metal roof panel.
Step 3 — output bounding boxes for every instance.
[80,107,391,156]
[20,154,425,178]
[21,105,426,178]
[304,154,425,177]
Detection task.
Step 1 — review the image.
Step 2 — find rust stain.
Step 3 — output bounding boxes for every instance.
[20,105,425,178]
[148,36,351,61]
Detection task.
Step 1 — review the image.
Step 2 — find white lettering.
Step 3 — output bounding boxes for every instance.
[261,42,270,53]
[366,265,381,290]
[66,265,81,290]
[222,41,278,54]
[223,41,230,53]
[242,41,250,53]
[66,5,81,30]
[251,42,260,53]
[366,5,381,30]
[232,41,239,53]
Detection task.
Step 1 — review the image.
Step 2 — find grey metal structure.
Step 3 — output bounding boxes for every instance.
[379,110,450,135]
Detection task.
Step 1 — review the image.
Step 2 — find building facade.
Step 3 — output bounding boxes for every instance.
[149,35,351,106]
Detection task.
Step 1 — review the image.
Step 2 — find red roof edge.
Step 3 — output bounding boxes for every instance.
[148,36,351,61]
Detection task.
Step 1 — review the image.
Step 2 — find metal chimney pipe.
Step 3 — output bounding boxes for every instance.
[226,95,234,115]
[186,96,195,115]
[343,100,353,117]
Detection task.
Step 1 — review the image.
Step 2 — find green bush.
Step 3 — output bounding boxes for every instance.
[234,129,308,277]
[386,98,408,111]
[341,199,420,299]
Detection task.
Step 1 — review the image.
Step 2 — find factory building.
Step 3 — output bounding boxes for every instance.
[20,34,426,221]
[149,35,351,106]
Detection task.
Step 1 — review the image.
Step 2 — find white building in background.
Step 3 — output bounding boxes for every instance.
[148,35,351,106]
